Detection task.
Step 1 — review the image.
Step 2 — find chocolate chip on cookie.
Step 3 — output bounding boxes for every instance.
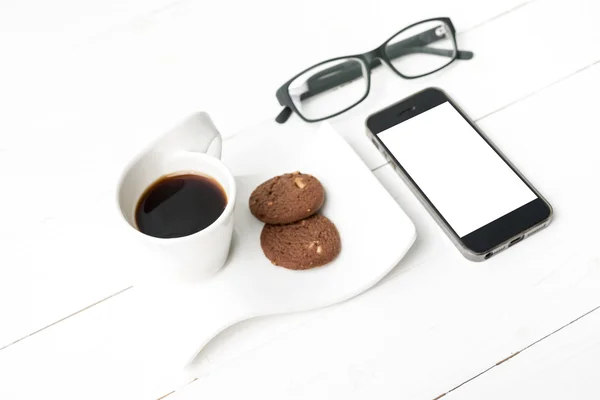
[249,172,325,225]
[260,214,341,270]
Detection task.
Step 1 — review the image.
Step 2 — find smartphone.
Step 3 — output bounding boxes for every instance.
[366,88,552,261]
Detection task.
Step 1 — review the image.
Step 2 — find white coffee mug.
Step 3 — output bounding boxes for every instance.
[117,112,236,283]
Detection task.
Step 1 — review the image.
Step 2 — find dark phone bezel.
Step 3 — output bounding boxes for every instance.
[366,87,552,256]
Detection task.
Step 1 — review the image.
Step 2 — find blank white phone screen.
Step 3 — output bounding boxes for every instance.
[378,102,537,237]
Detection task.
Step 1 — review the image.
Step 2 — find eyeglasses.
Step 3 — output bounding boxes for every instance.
[275,18,474,124]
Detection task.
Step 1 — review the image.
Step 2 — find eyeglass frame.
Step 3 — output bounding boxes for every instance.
[275,17,474,124]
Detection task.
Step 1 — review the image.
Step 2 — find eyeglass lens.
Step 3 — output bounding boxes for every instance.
[287,20,457,121]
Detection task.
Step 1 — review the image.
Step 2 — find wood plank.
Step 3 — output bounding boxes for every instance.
[0,0,179,47]
[0,0,532,350]
[445,307,600,399]
[0,287,182,400]
[2,56,600,399]
[0,0,531,150]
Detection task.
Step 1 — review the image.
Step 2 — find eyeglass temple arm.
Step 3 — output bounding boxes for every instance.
[276,27,473,123]
[276,106,293,123]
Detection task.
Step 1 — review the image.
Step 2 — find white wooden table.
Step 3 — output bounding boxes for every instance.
[1,0,600,398]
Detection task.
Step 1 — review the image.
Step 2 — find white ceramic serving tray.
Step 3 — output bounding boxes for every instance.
[137,121,417,370]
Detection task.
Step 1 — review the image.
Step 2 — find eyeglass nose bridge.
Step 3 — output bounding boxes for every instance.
[362,48,392,71]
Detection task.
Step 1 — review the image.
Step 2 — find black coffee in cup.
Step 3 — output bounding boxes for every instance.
[135,173,227,238]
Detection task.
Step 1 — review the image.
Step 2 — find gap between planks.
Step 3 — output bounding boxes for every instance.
[0,286,133,352]
[432,302,600,399]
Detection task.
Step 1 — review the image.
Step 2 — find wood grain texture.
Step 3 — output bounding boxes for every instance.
[2,0,600,399]
[0,0,531,351]
[445,305,600,399]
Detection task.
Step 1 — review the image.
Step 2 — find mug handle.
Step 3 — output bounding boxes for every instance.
[150,112,222,159]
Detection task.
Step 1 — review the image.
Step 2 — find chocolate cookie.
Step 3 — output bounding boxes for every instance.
[260,214,341,270]
[249,172,325,225]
